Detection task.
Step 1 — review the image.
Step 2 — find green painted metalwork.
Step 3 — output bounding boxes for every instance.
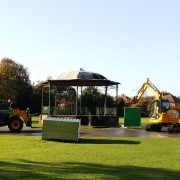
[124,107,141,127]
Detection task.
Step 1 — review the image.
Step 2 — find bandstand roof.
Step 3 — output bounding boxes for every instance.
[43,68,120,86]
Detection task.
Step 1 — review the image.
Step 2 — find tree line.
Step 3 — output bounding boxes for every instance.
[1,57,173,116]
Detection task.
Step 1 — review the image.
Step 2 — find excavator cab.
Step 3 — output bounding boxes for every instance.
[149,99,171,119]
[161,99,171,112]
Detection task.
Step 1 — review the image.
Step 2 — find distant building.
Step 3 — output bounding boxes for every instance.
[162,92,180,103]
[162,92,180,111]
[117,94,131,104]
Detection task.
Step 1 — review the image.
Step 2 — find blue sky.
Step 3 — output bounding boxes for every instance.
[0,0,179,97]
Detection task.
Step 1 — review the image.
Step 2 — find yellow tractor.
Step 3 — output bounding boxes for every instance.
[132,78,180,132]
[0,100,31,133]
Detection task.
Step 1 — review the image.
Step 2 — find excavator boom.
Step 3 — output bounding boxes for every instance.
[133,78,161,103]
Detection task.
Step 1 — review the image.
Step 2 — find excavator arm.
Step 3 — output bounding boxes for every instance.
[133,78,161,103]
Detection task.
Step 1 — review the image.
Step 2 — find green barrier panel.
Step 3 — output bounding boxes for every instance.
[124,107,141,127]
[42,117,80,142]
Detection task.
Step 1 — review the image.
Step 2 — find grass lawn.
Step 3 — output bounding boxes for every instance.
[0,135,180,179]
[31,116,42,128]
[12,116,179,179]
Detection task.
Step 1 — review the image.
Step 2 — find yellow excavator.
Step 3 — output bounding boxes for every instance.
[133,78,180,132]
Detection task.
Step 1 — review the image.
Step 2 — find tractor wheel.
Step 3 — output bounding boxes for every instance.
[8,117,23,133]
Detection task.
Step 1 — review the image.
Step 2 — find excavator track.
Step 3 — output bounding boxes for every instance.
[146,123,180,133]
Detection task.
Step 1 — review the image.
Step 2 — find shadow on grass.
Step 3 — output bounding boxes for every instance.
[0,128,42,135]
[79,138,141,144]
[42,138,141,145]
[0,159,179,180]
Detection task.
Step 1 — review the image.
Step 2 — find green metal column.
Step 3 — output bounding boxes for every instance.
[76,86,78,115]
[49,82,51,115]
[104,86,107,115]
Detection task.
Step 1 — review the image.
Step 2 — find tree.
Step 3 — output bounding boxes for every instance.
[29,81,43,114]
[0,58,32,109]
[116,97,126,117]
[81,86,114,114]
[131,96,154,117]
